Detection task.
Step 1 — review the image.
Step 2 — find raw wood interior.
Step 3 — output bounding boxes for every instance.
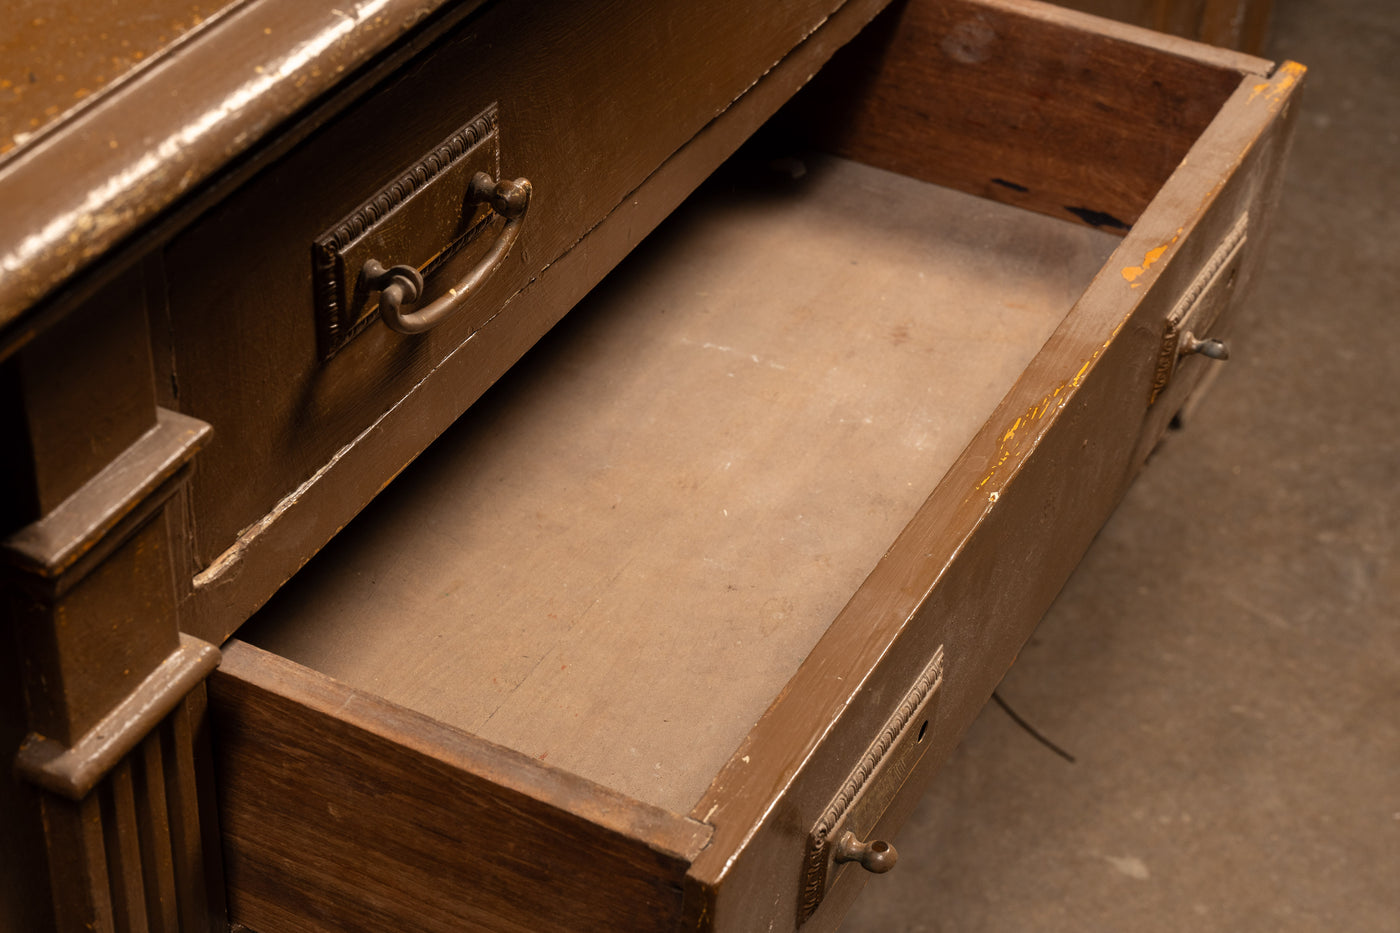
[789,0,1254,233]
[242,152,1117,813]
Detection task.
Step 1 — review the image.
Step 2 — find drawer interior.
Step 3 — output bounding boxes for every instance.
[239,147,1118,814]
[212,2,1297,929]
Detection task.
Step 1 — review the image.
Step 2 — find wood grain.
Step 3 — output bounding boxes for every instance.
[1053,0,1274,54]
[211,640,711,933]
[795,0,1261,234]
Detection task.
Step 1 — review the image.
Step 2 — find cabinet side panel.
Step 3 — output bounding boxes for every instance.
[0,639,54,933]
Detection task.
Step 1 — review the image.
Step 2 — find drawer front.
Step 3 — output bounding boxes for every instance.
[209,641,713,933]
[165,0,847,579]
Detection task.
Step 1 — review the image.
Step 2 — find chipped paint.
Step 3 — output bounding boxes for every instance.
[976,382,1070,491]
[1249,61,1305,107]
[976,380,1069,492]
[1121,231,1180,284]
[975,315,1128,495]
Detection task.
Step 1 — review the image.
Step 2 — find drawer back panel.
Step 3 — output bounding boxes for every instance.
[789,0,1254,232]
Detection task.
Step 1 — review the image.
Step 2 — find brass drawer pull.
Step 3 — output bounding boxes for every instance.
[832,831,898,874]
[799,648,944,923]
[1179,331,1230,360]
[363,172,532,335]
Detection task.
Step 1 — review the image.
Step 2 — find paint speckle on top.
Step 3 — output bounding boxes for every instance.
[0,0,239,157]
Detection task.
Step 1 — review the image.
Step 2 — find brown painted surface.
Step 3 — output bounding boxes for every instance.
[10,264,157,521]
[0,0,1302,929]
[684,38,1302,933]
[208,18,1300,933]
[239,154,1115,814]
[182,0,896,646]
[1,143,221,933]
[0,0,493,337]
[16,635,220,799]
[28,703,221,933]
[168,0,852,581]
[211,641,712,933]
[3,409,210,580]
[0,641,53,932]
[677,23,1299,930]
[0,0,241,159]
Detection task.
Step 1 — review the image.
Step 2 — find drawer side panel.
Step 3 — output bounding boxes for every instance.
[689,58,1304,933]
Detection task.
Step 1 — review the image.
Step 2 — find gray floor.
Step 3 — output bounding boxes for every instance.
[840,2,1400,931]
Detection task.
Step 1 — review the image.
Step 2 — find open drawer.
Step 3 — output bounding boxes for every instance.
[207,2,1302,931]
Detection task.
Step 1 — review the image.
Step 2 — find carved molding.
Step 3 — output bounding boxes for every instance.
[798,647,945,924]
[15,634,220,800]
[1,408,211,584]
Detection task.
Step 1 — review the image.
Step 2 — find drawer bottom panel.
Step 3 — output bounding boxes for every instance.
[237,153,1117,812]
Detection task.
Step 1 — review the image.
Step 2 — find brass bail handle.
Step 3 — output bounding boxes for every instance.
[362,172,532,335]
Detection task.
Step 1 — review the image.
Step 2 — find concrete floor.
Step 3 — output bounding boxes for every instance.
[840,2,1400,931]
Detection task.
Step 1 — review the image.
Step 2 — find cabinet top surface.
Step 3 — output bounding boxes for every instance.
[0,0,243,158]
[0,0,475,338]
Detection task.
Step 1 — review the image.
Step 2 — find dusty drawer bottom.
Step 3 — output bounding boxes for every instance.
[241,154,1115,812]
[211,153,1115,932]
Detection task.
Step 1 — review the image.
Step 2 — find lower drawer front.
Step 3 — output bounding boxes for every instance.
[166,0,852,584]
[209,642,712,933]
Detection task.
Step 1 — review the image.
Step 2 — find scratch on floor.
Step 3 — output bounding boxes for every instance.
[680,336,787,370]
